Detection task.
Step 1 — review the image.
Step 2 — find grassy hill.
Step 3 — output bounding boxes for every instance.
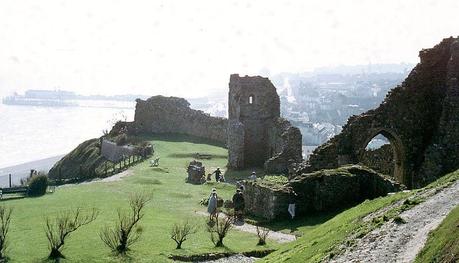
[259,169,459,263]
[2,135,275,262]
[415,204,459,263]
[3,134,457,262]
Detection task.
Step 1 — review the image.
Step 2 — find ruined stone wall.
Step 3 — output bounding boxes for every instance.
[360,145,395,177]
[100,139,136,163]
[242,180,290,220]
[228,74,302,173]
[128,96,228,144]
[300,37,459,188]
[243,165,401,220]
[264,118,303,174]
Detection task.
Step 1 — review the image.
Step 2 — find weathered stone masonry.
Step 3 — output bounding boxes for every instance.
[122,76,303,174]
[128,96,228,144]
[299,37,459,188]
[228,74,303,173]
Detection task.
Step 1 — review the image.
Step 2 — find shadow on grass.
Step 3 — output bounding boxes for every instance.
[256,209,346,235]
[136,133,226,148]
[223,168,265,184]
[0,195,26,201]
[133,178,162,185]
[168,153,227,159]
[150,167,170,173]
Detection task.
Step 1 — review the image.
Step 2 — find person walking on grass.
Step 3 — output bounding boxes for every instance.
[207,188,218,221]
[232,189,245,221]
[212,167,222,182]
[288,188,298,219]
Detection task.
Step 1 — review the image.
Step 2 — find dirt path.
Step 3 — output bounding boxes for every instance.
[195,211,296,244]
[97,169,132,183]
[331,180,459,263]
[57,169,133,188]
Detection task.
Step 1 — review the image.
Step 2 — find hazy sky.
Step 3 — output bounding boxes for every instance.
[1,0,458,97]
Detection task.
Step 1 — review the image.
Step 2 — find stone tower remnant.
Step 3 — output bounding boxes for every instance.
[228,74,302,173]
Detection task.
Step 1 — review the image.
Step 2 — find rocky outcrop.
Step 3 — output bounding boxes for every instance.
[300,37,459,188]
[127,96,228,144]
[243,165,401,220]
[48,138,105,180]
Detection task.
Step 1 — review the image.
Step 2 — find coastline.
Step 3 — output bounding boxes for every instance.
[0,155,64,187]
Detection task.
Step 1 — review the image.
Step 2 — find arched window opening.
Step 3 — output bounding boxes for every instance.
[248,95,254,104]
[365,134,390,150]
[362,134,395,178]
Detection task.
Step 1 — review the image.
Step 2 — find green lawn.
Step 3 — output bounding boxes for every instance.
[415,204,459,263]
[5,134,458,263]
[2,135,276,262]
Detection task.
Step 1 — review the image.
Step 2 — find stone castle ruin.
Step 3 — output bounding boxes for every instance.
[240,37,459,220]
[119,75,302,174]
[298,37,459,189]
[128,96,228,144]
[228,74,303,173]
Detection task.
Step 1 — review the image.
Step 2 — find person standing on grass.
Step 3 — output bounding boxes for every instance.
[207,188,218,221]
[288,188,298,219]
[232,189,245,221]
[212,167,222,182]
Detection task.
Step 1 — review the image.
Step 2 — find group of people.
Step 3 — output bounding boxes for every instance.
[207,185,246,222]
[207,182,298,222]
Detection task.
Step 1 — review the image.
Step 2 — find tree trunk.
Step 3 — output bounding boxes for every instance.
[49,248,65,259]
[176,242,182,249]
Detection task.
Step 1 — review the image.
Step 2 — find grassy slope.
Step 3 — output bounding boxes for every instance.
[260,169,459,263]
[415,204,459,263]
[3,135,276,263]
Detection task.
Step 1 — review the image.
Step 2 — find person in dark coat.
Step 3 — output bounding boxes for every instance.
[212,167,222,182]
[232,189,245,221]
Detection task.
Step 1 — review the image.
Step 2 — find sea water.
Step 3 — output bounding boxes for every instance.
[0,102,135,172]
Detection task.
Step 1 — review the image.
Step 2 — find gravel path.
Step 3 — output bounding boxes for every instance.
[331,180,459,263]
[195,211,296,243]
[198,255,258,263]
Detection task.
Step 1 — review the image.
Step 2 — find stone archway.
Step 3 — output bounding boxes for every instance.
[358,129,406,186]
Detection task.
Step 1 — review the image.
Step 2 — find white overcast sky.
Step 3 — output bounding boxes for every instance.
[1,0,458,97]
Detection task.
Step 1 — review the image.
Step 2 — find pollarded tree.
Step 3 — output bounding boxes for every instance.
[256,225,270,245]
[206,213,234,247]
[0,206,13,260]
[170,220,197,249]
[99,193,151,254]
[45,208,98,259]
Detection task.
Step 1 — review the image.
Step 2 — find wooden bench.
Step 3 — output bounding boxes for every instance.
[150,158,160,167]
[0,187,28,199]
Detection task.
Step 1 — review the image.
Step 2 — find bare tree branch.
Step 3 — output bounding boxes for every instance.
[206,213,234,247]
[0,206,12,260]
[45,208,98,259]
[100,193,151,254]
[170,220,197,249]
